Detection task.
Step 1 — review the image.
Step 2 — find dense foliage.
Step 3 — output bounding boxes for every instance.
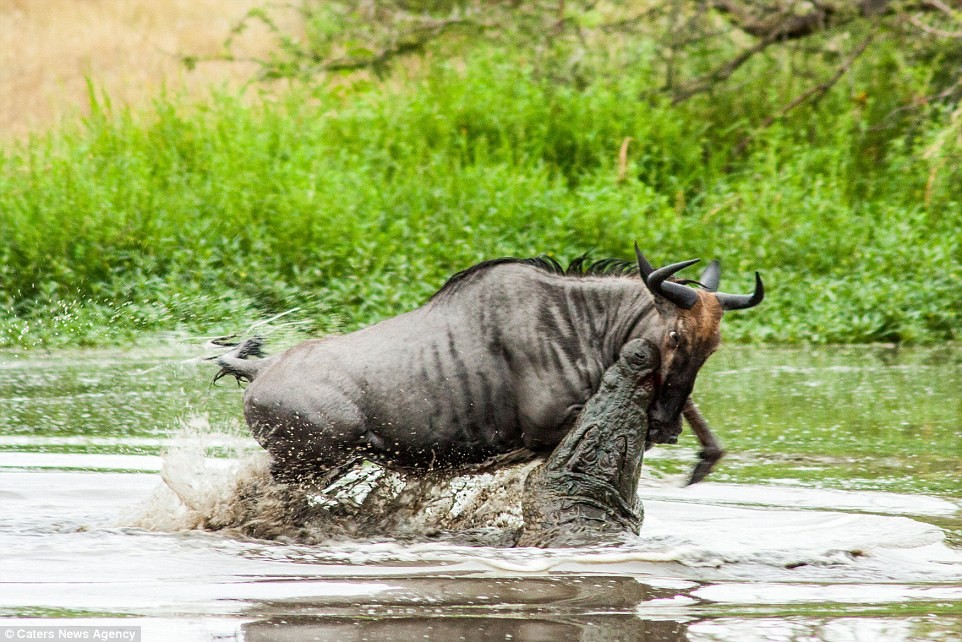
[1,3,961,347]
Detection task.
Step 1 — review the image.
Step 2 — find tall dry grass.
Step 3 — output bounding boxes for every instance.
[0,0,288,138]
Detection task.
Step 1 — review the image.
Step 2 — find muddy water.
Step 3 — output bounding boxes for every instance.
[0,344,960,641]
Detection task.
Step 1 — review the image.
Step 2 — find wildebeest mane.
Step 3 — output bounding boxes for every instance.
[430,254,640,301]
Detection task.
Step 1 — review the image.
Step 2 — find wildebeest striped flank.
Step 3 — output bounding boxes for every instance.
[213,246,763,483]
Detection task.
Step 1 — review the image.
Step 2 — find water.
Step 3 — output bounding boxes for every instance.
[1,343,960,641]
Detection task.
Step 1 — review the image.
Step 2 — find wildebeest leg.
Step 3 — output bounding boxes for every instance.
[683,398,725,485]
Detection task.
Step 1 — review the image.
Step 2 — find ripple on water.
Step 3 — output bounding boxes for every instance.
[1,457,961,640]
[0,427,924,587]
[2,346,962,640]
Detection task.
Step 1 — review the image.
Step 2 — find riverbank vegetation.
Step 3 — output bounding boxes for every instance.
[1,2,960,348]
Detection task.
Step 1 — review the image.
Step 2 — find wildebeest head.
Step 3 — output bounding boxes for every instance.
[633,244,764,445]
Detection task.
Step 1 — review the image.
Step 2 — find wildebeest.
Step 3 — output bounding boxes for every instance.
[213,246,763,483]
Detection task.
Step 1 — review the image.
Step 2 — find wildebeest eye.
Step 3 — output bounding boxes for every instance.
[668,331,680,348]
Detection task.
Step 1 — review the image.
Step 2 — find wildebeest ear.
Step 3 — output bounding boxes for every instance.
[700,259,721,292]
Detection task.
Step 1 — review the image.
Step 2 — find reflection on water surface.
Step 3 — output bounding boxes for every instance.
[0,344,960,640]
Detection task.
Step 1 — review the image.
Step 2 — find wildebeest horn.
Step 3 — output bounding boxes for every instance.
[700,259,721,292]
[646,258,700,309]
[716,272,765,311]
[633,242,655,279]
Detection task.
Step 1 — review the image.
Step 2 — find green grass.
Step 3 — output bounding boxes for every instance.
[1,44,960,348]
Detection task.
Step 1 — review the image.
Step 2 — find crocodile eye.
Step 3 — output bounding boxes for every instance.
[668,331,680,348]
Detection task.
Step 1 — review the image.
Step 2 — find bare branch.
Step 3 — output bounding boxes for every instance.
[921,0,958,16]
[671,31,780,103]
[187,0,962,120]
[711,0,841,40]
[321,17,482,73]
[868,79,962,131]
[905,12,962,38]
[669,0,886,103]
[732,26,879,155]
[598,6,671,35]
[713,0,962,39]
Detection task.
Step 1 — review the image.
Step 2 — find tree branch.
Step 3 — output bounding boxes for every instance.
[904,12,962,39]
[921,0,958,16]
[320,17,485,73]
[732,26,879,156]
[711,0,841,41]
[671,30,780,103]
[672,1,900,103]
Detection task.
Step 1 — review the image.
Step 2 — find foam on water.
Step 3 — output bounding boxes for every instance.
[130,422,538,544]
[2,422,962,640]
[116,423,962,584]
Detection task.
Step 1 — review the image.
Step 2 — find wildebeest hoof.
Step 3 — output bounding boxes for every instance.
[687,447,725,486]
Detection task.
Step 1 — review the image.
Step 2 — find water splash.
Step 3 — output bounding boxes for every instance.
[129,418,540,545]
[122,419,962,585]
